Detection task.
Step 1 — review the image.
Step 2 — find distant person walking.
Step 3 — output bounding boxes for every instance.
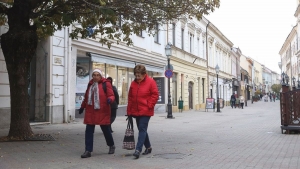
[107,77,119,133]
[127,64,159,159]
[79,69,116,158]
[239,95,245,109]
[230,93,236,109]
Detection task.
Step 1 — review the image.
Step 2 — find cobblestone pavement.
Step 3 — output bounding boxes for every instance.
[1,100,299,169]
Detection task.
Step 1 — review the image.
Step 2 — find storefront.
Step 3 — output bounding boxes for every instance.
[74,49,166,117]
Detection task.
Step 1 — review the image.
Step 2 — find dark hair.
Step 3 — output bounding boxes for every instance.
[107,77,113,84]
[134,64,146,75]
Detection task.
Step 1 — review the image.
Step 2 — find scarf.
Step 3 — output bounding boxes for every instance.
[88,82,100,109]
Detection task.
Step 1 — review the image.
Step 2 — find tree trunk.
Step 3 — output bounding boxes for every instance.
[0,1,38,139]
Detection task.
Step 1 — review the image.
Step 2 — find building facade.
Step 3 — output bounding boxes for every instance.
[206,21,234,107]
[167,16,208,111]
[231,47,242,97]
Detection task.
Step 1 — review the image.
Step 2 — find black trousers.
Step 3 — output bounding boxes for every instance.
[240,103,244,109]
[85,124,114,152]
[109,108,117,132]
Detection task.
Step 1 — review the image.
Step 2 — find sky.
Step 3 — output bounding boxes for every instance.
[205,0,296,74]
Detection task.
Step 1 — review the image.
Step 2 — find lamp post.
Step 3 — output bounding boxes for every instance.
[165,42,173,119]
[292,76,296,90]
[244,79,247,107]
[278,62,282,73]
[215,64,220,112]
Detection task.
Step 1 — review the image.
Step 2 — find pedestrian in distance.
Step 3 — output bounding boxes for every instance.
[78,69,116,158]
[106,77,119,133]
[239,95,245,109]
[230,93,236,109]
[272,94,276,102]
[127,64,159,159]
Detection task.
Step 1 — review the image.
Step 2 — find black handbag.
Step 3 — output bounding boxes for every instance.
[122,116,135,150]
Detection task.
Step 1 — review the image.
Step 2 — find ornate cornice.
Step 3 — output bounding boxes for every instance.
[180,17,188,27]
[196,28,202,35]
[208,36,214,44]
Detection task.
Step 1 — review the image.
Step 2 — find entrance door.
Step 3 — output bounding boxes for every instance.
[188,81,193,109]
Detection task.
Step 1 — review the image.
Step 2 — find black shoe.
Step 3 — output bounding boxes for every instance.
[133,150,140,159]
[108,145,115,154]
[142,147,152,155]
[81,151,91,158]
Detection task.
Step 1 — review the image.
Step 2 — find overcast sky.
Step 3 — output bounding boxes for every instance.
[205,0,296,74]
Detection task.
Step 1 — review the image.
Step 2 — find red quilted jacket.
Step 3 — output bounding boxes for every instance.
[81,78,115,125]
[127,74,159,116]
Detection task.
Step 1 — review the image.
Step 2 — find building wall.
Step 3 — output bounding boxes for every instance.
[167,16,208,111]
[0,25,10,128]
[206,20,234,106]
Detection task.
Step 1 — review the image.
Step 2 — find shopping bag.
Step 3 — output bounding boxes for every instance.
[122,116,135,150]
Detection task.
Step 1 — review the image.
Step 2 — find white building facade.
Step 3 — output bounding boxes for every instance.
[206,22,234,107]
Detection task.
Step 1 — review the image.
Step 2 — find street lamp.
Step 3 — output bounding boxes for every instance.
[165,42,173,119]
[285,74,289,85]
[244,79,247,107]
[292,76,296,87]
[215,64,220,112]
[281,72,286,85]
[278,62,282,72]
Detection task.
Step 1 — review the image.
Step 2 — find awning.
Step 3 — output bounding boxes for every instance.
[89,53,165,73]
[90,53,136,68]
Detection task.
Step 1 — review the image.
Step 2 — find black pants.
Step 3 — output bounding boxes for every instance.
[85,124,114,152]
[109,108,117,132]
[240,103,244,109]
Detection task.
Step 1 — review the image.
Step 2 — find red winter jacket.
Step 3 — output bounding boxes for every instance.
[81,78,115,125]
[127,74,159,117]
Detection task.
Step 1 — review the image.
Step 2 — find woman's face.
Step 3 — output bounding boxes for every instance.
[135,72,145,81]
[92,72,102,82]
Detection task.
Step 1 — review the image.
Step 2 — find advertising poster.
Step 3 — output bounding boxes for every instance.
[76,61,90,93]
[76,59,90,109]
[205,98,215,111]
[153,77,165,104]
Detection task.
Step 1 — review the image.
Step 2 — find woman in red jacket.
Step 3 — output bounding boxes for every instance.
[127,64,159,159]
[79,69,115,158]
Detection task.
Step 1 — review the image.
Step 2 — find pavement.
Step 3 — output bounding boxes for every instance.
[0,99,298,169]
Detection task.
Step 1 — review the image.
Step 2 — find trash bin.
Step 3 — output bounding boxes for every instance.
[178,97,183,112]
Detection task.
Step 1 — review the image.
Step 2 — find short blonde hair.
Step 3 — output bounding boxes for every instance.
[134,64,146,75]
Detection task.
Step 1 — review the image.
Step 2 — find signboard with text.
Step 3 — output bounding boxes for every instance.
[205,98,215,112]
[153,77,165,104]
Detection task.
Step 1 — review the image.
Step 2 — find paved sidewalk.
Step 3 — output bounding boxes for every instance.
[0,100,299,169]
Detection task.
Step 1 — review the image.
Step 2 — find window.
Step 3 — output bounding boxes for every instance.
[172,73,178,106]
[181,28,184,50]
[202,78,205,103]
[137,30,143,37]
[172,23,176,46]
[190,34,194,53]
[154,24,159,43]
[116,15,123,28]
[197,38,200,57]
[202,40,205,59]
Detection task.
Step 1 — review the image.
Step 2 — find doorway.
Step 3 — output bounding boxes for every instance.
[188,81,194,109]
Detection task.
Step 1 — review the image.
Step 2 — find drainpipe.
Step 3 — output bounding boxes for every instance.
[290,42,292,85]
[206,21,210,98]
[64,27,69,123]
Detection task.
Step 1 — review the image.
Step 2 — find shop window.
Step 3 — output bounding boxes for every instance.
[117,67,129,105]
[92,62,105,75]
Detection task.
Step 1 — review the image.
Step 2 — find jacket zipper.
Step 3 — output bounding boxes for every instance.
[136,82,140,112]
